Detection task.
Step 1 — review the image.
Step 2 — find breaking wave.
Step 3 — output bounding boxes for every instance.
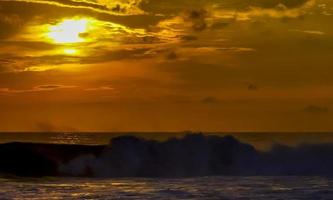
[1,134,333,177]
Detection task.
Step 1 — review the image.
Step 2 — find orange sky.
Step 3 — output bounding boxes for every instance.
[0,0,332,132]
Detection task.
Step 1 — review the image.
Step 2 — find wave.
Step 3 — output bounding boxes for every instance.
[1,134,333,177]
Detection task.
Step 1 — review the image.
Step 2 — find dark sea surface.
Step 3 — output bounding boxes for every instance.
[1,176,333,199]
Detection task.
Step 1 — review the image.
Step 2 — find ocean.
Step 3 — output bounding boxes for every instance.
[2,132,333,199]
[1,176,333,199]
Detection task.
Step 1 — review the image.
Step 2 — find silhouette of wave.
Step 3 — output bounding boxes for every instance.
[1,134,333,177]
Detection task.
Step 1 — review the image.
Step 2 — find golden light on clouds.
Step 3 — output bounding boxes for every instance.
[0,0,332,132]
[47,18,91,44]
[63,48,79,55]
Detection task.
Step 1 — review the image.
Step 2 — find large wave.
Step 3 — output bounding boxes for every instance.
[1,134,333,177]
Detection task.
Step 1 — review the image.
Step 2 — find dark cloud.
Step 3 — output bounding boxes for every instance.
[248,84,258,91]
[111,4,127,13]
[210,22,231,30]
[0,13,23,39]
[165,51,178,60]
[184,9,208,32]
[34,84,72,90]
[201,97,220,104]
[123,36,161,44]
[303,105,329,114]
[180,35,198,42]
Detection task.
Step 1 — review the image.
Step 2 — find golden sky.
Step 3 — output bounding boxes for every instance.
[0,0,332,132]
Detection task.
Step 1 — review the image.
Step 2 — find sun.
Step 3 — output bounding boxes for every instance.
[47,18,90,44]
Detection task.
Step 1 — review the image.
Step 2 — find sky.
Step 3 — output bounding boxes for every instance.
[0,0,332,132]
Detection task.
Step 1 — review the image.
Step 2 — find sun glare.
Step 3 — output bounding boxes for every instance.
[48,19,89,44]
[63,48,78,55]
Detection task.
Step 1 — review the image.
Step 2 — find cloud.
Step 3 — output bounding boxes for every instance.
[211,0,316,21]
[210,21,231,30]
[248,84,259,91]
[35,121,78,132]
[139,0,314,16]
[35,121,59,132]
[184,9,208,32]
[0,0,139,15]
[85,86,114,91]
[0,13,23,39]
[0,84,77,93]
[218,47,256,53]
[0,0,163,32]
[290,29,326,35]
[165,51,178,60]
[0,47,153,72]
[179,35,198,42]
[35,84,76,90]
[201,97,220,104]
[150,0,317,45]
[303,105,329,114]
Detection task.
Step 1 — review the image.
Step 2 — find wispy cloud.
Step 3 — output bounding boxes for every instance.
[289,29,326,35]
[0,0,145,15]
[0,84,77,93]
[85,86,114,91]
[212,0,317,21]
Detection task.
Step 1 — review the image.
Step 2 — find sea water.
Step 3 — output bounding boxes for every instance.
[1,176,333,199]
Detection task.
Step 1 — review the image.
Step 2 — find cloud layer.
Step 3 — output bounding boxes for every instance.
[0,0,333,131]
